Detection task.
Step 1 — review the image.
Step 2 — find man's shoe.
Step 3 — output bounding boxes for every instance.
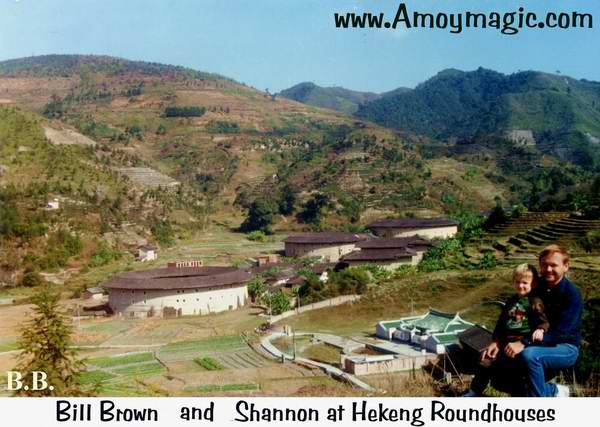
[555,384,570,397]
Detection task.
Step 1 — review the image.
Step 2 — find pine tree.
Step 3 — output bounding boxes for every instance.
[14,287,85,396]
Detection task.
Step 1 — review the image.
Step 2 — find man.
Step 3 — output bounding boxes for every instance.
[503,244,583,397]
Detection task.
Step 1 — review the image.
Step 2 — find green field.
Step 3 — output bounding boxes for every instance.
[78,370,116,385]
[0,341,18,353]
[88,352,155,368]
[112,361,166,377]
[184,383,258,393]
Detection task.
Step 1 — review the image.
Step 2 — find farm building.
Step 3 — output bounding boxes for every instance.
[341,236,433,269]
[376,309,474,354]
[343,353,437,376]
[104,266,250,318]
[367,218,458,239]
[284,232,369,262]
[137,244,158,262]
[83,287,105,300]
[256,254,281,266]
[341,247,416,270]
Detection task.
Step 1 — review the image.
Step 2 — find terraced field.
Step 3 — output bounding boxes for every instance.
[117,167,179,188]
[157,335,270,369]
[467,212,600,265]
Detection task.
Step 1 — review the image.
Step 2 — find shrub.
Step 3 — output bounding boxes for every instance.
[331,267,371,295]
[578,230,600,253]
[260,291,291,315]
[476,251,497,270]
[246,230,266,242]
[194,357,223,371]
[247,276,267,302]
[164,106,206,118]
[418,238,463,272]
[206,120,240,134]
[20,271,43,287]
[89,241,121,267]
[150,217,175,246]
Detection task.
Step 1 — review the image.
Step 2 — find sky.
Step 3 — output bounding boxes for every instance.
[1,0,599,93]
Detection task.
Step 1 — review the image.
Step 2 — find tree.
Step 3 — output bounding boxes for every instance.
[247,275,267,302]
[240,199,277,234]
[13,288,85,396]
[278,183,298,215]
[260,291,291,315]
[297,193,331,227]
[484,196,508,229]
[150,217,175,246]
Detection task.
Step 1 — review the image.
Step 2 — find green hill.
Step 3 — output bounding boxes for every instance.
[278,82,409,115]
[356,68,600,170]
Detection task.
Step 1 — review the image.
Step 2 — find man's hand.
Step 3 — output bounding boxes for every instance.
[504,341,525,358]
[481,341,499,361]
[532,328,545,342]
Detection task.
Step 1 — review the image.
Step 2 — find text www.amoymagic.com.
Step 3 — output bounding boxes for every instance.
[334,3,593,35]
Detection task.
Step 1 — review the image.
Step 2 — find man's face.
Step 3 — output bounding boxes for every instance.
[539,253,569,286]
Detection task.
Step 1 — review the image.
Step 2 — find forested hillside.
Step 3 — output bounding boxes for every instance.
[356,68,600,170]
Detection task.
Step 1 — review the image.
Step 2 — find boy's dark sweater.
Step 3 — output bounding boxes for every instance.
[531,276,583,347]
[492,294,549,345]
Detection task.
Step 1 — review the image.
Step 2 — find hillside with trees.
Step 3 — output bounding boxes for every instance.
[278,81,409,115]
[356,68,600,170]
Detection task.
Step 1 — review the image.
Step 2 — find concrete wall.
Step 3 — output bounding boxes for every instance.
[345,354,436,375]
[371,225,457,239]
[285,242,357,262]
[375,323,394,340]
[268,294,360,323]
[345,257,414,271]
[108,284,248,318]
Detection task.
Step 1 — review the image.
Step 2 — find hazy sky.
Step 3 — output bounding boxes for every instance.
[1,0,599,92]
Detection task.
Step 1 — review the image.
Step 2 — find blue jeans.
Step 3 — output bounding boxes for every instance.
[520,344,579,397]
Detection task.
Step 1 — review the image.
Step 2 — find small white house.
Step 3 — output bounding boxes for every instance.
[138,245,158,262]
[83,287,105,300]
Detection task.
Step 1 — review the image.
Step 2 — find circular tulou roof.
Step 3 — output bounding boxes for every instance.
[104,266,250,290]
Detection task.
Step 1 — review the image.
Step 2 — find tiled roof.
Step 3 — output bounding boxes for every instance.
[341,248,415,261]
[104,266,250,290]
[367,218,459,229]
[357,236,432,249]
[284,232,370,244]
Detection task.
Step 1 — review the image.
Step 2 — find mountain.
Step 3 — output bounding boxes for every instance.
[278,82,409,115]
[356,67,600,170]
[0,54,595,290]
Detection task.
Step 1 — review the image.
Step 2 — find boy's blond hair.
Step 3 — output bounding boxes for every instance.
[513,263,539,286]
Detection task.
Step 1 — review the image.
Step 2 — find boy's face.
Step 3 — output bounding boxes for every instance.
[514,273,533,297]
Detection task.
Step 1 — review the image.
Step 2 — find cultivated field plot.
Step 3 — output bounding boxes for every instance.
[158,335,270,370]
[43,125,97,146]
[80,350,167,396]
[117,167,179,188]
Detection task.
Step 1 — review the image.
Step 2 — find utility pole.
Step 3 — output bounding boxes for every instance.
[293,329,296,360]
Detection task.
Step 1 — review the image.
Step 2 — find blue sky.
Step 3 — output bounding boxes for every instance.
[1,0,599,92]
